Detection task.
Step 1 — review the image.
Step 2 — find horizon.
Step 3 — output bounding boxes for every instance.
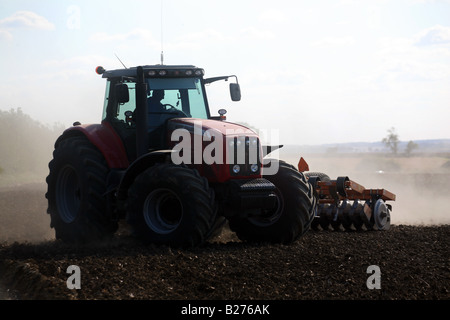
[288,137,450,146]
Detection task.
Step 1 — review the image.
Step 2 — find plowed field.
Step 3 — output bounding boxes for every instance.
[0,183,448,305]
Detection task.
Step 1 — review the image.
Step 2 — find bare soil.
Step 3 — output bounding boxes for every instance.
[0,183,449,303]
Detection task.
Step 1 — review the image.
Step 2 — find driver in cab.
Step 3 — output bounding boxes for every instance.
[148,89,166,112]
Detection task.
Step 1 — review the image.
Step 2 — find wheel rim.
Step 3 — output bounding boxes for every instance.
[248,189,284,227]
[143,188,183,234]
[56,165,81,224]
[374,199,391,230]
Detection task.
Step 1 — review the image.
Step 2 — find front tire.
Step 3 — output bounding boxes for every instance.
[126,164,216,248]
[229,160,316,244]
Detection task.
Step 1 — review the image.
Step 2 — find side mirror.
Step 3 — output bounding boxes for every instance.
[230,83,241,102]
[115,83,129,103]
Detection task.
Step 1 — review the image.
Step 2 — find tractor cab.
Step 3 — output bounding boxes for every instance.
[97,65,240,161]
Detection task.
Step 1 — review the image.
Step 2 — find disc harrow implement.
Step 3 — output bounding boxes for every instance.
[298,158,396,232]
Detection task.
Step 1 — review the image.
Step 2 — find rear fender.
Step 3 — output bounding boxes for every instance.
[56,121,129,169]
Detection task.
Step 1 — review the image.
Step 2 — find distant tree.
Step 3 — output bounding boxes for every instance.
[405,140,419,156]
[382,127,399,155]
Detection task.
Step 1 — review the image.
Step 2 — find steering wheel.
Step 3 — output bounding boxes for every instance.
[162,104,176,110]
[162,104,188,117]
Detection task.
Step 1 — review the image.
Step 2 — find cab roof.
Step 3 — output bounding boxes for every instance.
[100,65,205,79]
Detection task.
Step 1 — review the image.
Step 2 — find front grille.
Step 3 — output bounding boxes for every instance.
[237,178,276,192]
[227,136,261,176]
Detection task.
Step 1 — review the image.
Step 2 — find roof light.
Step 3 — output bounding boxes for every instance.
[96,66,105,75]
[148,70,156,76]
[159,70,167,76]
[185,70,193,76]
[194,69,204,76]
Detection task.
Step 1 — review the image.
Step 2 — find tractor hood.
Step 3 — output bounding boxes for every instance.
[167,118,258,137]
[166,118,263,183]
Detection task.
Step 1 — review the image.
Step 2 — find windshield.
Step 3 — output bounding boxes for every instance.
[146,78,209,119]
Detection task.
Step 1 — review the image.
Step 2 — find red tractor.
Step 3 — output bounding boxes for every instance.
[45,65,317,247]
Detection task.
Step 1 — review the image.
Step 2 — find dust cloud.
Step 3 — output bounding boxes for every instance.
[0,108,62,243]
[0,108,64,188]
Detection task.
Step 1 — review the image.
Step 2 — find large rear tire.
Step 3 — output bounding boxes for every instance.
[46,136,118,243]
[229,160,316,244]
[126,163,216,248]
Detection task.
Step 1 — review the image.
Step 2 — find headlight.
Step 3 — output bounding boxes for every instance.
[233,165,240,174]
[250,164,259,173]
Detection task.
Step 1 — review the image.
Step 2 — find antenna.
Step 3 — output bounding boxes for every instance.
[160,0,164,65]
[115,53,127,69]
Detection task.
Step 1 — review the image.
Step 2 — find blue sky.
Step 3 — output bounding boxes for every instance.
[1,0,450,145]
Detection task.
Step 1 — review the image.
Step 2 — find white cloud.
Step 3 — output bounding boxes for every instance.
[0,11,54,30]
[414,25,450,46]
